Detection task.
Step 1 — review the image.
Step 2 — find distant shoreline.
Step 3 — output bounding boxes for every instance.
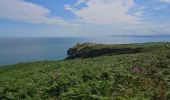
[110,34,170,38]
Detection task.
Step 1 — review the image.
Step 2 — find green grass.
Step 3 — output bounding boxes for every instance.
[0,42,170,100]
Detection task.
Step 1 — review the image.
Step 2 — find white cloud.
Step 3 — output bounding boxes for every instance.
[160,24,170,33]
[153,5,167,10]
[159,0,170,3]
[75,0,87,5]
[135,11,145,17]
[65,0,144,25]
[0,0,75,26]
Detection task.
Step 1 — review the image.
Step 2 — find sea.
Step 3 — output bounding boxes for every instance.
[0,36,170,66]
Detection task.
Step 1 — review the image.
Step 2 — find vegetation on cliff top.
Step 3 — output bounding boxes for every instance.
[0,42,170,100]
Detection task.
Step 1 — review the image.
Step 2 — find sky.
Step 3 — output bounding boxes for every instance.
[0,0,170,37]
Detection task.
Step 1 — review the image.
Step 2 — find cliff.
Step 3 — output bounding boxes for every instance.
[66,43,144,59]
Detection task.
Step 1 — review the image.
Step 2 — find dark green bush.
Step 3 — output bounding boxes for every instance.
[166,52,170,59]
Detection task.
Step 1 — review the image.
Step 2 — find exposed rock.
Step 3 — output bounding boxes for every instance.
[66,43,144,59]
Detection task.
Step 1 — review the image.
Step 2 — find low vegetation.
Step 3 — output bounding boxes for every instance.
[0,42,170,100]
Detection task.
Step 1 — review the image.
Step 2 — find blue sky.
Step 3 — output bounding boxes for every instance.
[0,0,170,37]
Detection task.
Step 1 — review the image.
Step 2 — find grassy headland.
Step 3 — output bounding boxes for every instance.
[0,42,170,100]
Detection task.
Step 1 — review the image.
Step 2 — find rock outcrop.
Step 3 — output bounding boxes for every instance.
[66,43,144,59]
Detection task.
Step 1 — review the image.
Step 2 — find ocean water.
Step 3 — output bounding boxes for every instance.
[0,37,170,65]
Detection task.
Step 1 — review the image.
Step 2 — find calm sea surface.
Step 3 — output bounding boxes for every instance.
[0,37,170,66]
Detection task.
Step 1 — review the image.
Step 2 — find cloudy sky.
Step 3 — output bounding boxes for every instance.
[0,0,170,37]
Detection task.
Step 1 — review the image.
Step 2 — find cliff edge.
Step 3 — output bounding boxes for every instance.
[66,43,144,59]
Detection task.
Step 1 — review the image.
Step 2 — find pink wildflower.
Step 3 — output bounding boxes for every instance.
[132,67,143,74]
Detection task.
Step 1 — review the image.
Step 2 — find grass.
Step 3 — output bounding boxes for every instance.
[0,42,170,100]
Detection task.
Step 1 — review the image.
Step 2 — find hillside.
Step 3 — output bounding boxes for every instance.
[0,42,170,100]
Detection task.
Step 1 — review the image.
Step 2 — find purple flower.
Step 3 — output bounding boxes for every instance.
[132,67,143,74]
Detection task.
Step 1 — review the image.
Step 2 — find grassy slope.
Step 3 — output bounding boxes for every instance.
[0,42,170,100]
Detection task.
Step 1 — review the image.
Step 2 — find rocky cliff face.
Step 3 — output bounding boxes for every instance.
[66,43,144,59]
